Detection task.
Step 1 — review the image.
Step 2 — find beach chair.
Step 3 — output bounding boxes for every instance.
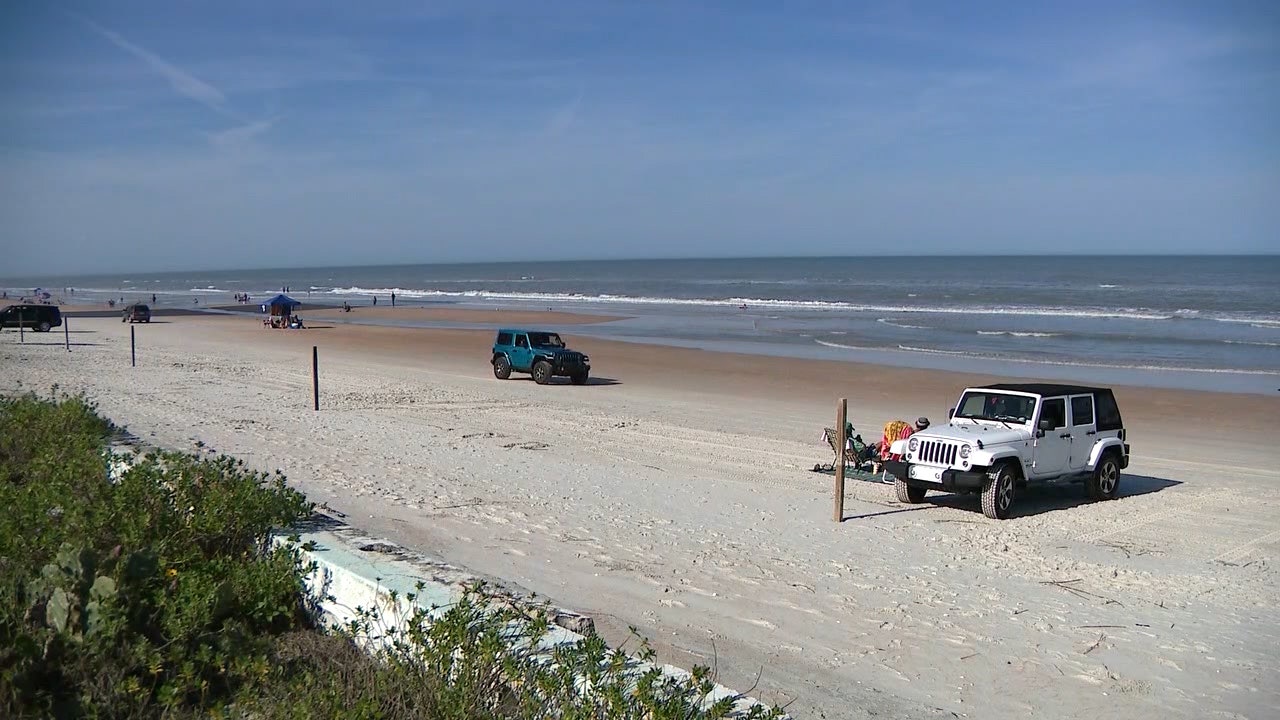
[815,426,871,473]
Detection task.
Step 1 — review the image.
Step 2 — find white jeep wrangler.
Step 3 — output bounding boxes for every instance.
[884,383,1130,519]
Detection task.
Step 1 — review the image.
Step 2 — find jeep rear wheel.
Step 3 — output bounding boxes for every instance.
[493,355,512,380]
[895,479,926,504]
[570,370,588,385]
[981,462,1017,519]
[38,321,51,332]
[1087,452,1121,501]
[531,360,553,385]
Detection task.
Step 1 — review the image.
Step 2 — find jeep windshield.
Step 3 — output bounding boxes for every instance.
[527,332,564,348]
[954,391,1036,425]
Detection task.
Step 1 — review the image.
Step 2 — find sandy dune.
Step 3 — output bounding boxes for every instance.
[3,315,1276,719]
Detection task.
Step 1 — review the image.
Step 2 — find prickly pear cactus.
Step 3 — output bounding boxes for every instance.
[34,544,118,639]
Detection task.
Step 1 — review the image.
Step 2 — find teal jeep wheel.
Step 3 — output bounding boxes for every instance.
[493,355,512,380]
[531,360,553,385]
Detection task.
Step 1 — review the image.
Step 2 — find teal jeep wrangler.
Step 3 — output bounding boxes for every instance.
[491,329,591,385]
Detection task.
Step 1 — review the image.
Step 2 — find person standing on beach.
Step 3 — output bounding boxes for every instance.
[391,292,396,307]
[373,295,378,306]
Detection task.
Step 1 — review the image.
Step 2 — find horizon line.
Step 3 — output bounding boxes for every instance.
[3,252,1279,281]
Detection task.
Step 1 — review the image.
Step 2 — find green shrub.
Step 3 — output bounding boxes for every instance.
[0,393,783,719]
[0,392,314,718]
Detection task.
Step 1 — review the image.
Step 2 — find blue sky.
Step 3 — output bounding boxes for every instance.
[2,1,1277,273]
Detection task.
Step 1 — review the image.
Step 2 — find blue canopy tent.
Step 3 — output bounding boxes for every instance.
[262,294,302,327]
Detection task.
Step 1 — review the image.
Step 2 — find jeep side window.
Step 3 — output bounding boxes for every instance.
[515,335,528,348]
[1071,396,1094,426]
[496,332,513,346]
[1039,398,1066,429]
[1095,391,1123,431]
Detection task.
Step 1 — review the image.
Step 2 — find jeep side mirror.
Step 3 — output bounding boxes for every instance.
[1038,419,1054,431]
[947,408,955,420]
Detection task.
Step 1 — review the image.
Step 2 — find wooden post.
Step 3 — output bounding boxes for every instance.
[312,346,320,411]
[64,315,70,351]
[18,313,23,343]
[834,397,847,522]
[130,325,136,367]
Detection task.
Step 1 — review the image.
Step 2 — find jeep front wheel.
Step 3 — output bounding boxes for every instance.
[38,321,51,332]
[896,479,926,504]
[981,463,1017,519]
[531,360,553,385]
[493,355,512,380]
[1087,452,1121,501]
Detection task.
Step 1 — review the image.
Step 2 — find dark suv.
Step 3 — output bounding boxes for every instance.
[122,304,152,323]
[491,329,590,385]
[0,304,62,332]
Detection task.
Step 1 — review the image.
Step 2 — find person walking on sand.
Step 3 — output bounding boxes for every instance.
[391,292,396,306]
[373,295,378,306]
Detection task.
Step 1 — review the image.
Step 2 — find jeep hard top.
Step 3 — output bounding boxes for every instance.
[884,383,1130,519]
[491,329,591,385]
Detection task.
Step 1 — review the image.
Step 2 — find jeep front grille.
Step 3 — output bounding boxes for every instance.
[558,352,585,364]
[918,440,958,466]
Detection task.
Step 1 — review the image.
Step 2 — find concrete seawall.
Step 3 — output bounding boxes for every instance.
[276,514,783,717]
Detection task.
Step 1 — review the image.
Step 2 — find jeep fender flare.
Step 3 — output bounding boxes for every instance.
[969,450,1022,475]
[1087,439,1125,471]
[491,352,507,365]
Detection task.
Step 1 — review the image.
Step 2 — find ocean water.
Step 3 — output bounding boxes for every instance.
[5,256,1278,394]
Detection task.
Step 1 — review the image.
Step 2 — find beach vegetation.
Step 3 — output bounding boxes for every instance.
[0,392,781,719]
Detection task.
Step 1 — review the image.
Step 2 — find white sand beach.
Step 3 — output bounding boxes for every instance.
[3,313,1277,719]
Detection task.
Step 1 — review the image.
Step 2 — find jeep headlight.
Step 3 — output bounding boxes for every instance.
[959,444,971,459]
[908,438,918,452]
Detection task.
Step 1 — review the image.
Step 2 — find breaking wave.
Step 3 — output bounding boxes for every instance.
[976,330,1061,338]
[325,286,1203,321]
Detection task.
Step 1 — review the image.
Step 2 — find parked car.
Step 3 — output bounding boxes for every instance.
[883,383,1129,519]
[490,329,591,385]
[0,304,62,332]
[122,304,152,323]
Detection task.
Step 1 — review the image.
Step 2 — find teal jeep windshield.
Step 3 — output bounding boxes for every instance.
[528,332,564,348]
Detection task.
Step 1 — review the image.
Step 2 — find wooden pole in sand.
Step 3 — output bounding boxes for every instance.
[312,346,320,411]
[130,325,136,367]
[18,313,23,343]
[834,397,847,522]
[64,315,70,352]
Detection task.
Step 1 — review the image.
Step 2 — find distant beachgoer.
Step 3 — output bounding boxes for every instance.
[391,292,396,306]
[193,298,199,305]
[372,295,377,306]
[343,302,351,313]
[151,294,157,303]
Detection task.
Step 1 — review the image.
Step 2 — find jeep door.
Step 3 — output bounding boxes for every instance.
[1067,394,1096,472]
[1030,397,1071,477]
[510,334,533,371]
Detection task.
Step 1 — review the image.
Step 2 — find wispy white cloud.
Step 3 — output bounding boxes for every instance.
[67,11,233,117]
[545,90,583,136]
[207,118,276,151]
